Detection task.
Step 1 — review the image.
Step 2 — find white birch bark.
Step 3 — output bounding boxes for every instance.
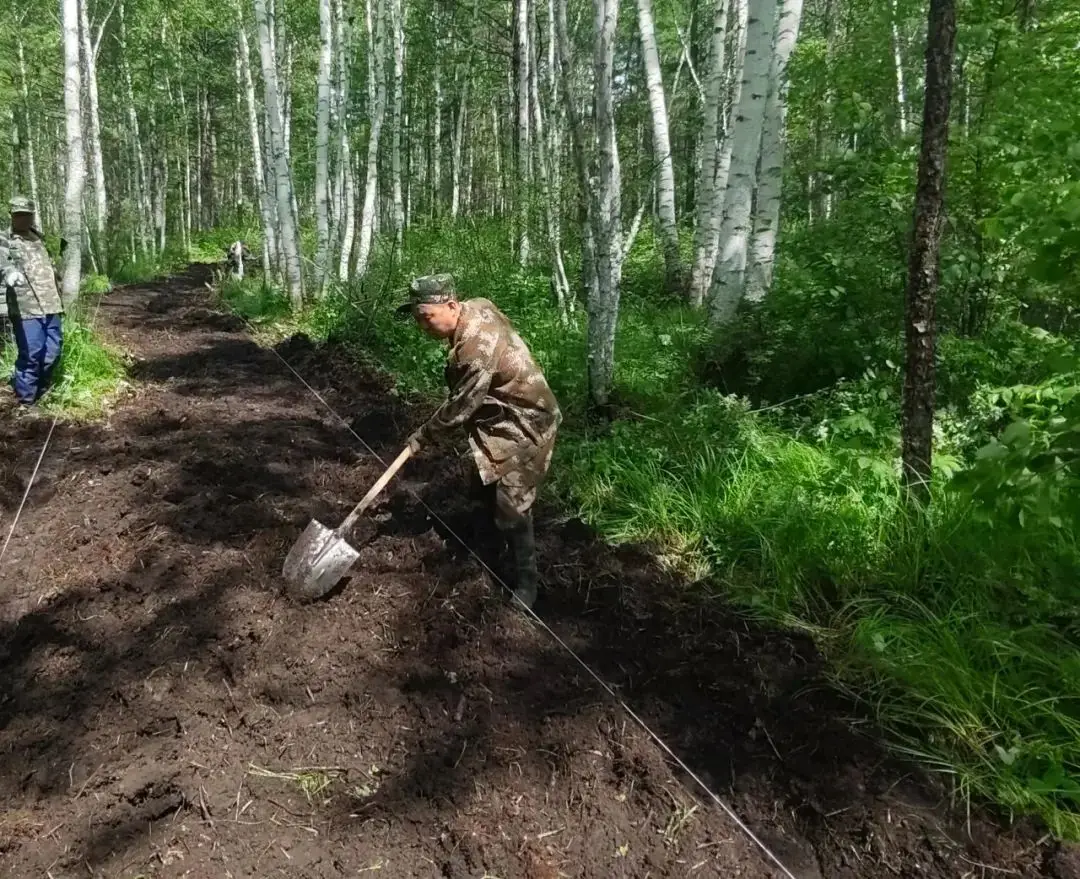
[515,0,531,265]
[15,38,40,231]
[699,0,749,303]
[554,0,597,306]
[529,3,570,319]
[708,0,777,325]
[334,0,357,280]
[237,5,277,275]
[689,0,729,307]
[746,0,803,303]
[61,0,85,304]
[451,79,469,218]
[354,0,388,278]
[78,0,106,237]
[390,0,405,246]
[315,0,333,292]
[588,0,621,408]
[179,86,192,248]
[433,46,443,217]
[635,0,681,291]
[891,0,909,135]
[254,0,304,306]
[119,1,151,253]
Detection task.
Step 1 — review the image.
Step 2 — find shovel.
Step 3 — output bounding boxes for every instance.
[282,445,413,598]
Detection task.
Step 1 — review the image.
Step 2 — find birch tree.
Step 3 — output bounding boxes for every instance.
[237,5,277,276]
[515,0,532,266]
[635,0,681,291]
[689,0,732,307]
[530,0,571,318]
[77,0,108,239]
[554,0,598,306]
[892,0,910,136]
[745,0,804,303]
[15,36,40,231]
[354,0,388,278]
[390,0,406,248]
[902,0,957,498]
[708,0,776,325]
[61,0,84,304]
[315,0,333,292]
[588,0,622,409]
[333,0,356,279]
[119,1,152,255]
[254,0,304,307]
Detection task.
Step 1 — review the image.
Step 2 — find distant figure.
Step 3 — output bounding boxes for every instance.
[225,241,252,280]
[1,196,64,412]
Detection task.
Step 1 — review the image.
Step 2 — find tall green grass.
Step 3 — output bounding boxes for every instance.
[226,220,1080,839]
[1,311,127,417]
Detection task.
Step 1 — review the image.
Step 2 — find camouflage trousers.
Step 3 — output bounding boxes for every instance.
[470,434,556,531]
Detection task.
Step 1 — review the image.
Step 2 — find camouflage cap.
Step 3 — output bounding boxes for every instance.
[9,195,34,215]
[395,273,458,314]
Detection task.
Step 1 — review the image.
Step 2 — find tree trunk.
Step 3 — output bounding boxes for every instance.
[515,0,532,266]
[180,86,193,251]
[689,0,733,307]
[635,0,681,291]
[355,0,388,278]
[237,5,278,276]
[554,0,598,307]
[892,0,909,136]
[334,0,356,280]
[746,0,803,303]
[390,0,405,248]
[61,0,85,305]
[451,74,469,219]
[119,1,151,254]
[254,0,304,307]
[588,0,621,409]
[15,38,41,231]
[433,44,443,218]
[78,0,107,239]
[708,0,775,325]
[315,0,333,292]
[902,0,956,498]
[530,2,571,320]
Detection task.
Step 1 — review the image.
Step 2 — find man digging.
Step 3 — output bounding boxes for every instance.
[398,274,561,610]
[1,196,65,414]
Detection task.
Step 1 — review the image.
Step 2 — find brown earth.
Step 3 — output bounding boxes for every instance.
[0,266,1075,878]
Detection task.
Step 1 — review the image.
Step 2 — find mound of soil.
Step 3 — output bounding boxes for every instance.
[0,267,1074,878]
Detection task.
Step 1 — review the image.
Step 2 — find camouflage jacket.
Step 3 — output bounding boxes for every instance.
[0,229,64,318]
[418,298,562,483]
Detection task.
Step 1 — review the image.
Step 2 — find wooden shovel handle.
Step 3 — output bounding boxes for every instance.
[337,445,413,534]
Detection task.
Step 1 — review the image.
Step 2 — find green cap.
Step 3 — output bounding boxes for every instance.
[395,273,458,314]
[9,195,34,215]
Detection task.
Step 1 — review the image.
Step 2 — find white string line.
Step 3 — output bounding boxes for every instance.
[226,305,798,879]
[0,278,108,570]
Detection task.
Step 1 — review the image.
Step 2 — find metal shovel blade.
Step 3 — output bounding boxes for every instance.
[282,518,360,598]
[281,445,414,599]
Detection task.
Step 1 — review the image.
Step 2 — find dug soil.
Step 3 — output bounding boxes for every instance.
[1,266,1076,878]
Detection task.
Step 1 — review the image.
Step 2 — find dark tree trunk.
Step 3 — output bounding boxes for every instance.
[901,0,956,500]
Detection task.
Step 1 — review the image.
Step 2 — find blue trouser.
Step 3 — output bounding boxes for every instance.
[9,314,63,403]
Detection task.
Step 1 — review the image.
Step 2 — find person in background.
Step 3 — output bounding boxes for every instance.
[1,196,65,412]
[398,274,561,610]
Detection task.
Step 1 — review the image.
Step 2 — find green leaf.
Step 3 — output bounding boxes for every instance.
[1001,420,1032,448]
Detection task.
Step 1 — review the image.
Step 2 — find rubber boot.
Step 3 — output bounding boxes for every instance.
[506,517,539,609]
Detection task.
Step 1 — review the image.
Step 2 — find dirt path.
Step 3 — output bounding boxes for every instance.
[0,267,1074,879]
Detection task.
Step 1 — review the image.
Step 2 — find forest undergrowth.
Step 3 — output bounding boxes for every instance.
[216,217,1080,842]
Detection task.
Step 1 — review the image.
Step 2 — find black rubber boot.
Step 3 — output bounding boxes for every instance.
[506,517,539,610]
